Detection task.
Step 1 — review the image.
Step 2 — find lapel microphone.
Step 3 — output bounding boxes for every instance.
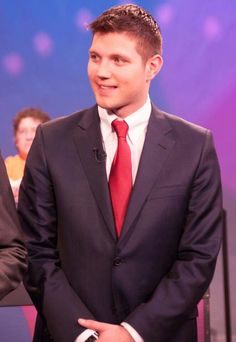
[93,147,107,163]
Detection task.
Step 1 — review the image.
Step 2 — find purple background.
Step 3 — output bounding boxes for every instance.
[0,0,235,340]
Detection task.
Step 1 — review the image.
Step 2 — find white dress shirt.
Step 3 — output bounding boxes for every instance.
[76,98,151,342]
[99,97,151,183]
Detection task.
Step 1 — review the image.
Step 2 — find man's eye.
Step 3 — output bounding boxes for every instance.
[90,54,98,61]
[114,57,124,64]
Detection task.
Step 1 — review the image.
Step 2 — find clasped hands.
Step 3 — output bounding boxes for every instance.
[78,318,134,342]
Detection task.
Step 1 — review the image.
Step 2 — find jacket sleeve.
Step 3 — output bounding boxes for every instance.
[17,127,95,342]
[0,153,27,300]
[125,130,223,341]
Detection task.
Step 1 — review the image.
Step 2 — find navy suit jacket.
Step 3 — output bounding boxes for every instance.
[18,105,222,342]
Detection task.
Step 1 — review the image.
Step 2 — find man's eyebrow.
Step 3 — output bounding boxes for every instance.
[88,49,100,56]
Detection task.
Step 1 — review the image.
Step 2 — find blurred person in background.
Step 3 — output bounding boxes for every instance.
[5,107,50,203]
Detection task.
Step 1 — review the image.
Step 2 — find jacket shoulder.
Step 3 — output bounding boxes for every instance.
[40,105,98,134]
[152,105,210,140]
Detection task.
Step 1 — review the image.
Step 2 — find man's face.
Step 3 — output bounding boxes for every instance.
[88,32,156,118]
[15,117,41,158]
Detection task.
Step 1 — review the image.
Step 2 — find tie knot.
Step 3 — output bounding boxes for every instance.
[112,119,128,138]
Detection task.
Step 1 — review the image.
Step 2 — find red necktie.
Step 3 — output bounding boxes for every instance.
[109,119,132,237]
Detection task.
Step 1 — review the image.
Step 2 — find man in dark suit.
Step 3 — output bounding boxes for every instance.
[0,153,27,300]
[18,4,222,342]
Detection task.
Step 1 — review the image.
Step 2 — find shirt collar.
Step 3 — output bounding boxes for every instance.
[98,97,152,144]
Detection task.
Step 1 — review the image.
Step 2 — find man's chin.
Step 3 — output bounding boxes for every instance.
[97,101,117,112]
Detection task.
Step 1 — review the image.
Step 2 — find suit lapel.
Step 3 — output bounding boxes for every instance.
[73,106,116,240]
[119,106,176,242]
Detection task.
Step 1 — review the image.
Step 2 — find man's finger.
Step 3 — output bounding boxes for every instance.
[78,318,108,332]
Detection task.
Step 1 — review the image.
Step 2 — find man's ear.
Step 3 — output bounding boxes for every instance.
[146,54,163,81]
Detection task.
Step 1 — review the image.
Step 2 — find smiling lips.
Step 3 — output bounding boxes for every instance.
[98,83,117,89]
[96,83,118,96]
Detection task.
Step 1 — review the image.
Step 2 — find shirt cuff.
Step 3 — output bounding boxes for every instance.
[74,329,97,342]
[121,322,144,342]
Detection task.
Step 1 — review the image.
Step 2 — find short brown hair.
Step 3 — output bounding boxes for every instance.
[13,107,50,135]
[88,4,162,62]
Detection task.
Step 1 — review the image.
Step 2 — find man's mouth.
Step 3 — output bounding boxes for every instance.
[98,84,117,89]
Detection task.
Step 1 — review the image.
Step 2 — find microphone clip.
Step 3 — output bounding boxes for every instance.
[93,147,107,163]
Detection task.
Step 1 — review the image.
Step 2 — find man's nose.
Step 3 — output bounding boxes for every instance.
[97,60,111,78]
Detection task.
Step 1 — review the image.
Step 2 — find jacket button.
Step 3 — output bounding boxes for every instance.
[113,258,122,266]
